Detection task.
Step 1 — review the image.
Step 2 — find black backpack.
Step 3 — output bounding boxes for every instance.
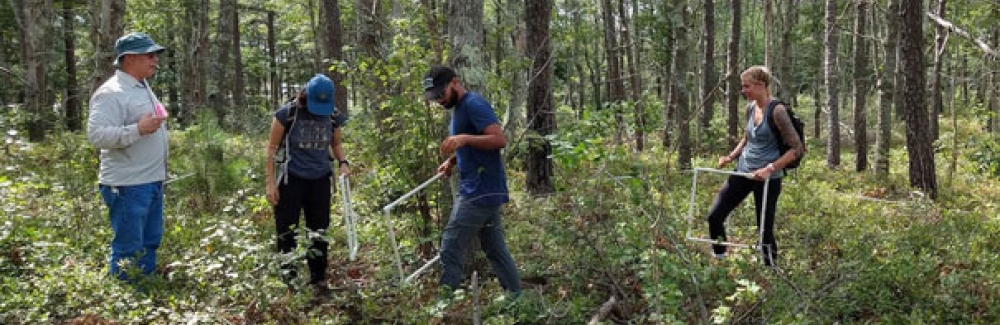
[763,100,805,169]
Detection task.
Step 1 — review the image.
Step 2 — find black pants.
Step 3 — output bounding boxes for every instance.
[706,175,782,265]
[274,174,331,284]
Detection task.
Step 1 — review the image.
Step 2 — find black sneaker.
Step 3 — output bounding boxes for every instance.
[311,283,331,304]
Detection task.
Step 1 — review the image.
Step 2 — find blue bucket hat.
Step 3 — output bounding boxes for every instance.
[114,32,166,65]
[305,74,336,116]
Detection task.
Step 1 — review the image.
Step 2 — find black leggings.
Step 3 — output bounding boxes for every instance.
[706,175,782,264]
[274,174,331,284]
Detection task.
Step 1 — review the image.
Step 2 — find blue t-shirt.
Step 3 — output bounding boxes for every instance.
[275,103,339,180]
[451,92,509,206]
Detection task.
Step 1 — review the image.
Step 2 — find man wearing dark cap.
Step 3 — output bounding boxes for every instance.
[423,66,522,298]
[87,32,169,281]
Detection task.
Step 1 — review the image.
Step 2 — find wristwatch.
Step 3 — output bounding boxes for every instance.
[339,159,350,167]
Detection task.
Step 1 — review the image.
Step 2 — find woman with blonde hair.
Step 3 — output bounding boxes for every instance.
[707,66,804,266]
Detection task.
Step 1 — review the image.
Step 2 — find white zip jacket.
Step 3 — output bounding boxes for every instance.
[87,70,169,186]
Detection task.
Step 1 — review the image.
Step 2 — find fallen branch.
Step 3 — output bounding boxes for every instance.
[926,12,999,58]
[588,295,617,325]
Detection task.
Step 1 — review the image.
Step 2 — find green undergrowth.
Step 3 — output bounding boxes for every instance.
[2,109,999,324]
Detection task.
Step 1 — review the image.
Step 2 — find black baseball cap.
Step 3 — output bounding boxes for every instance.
[422,66,456,101]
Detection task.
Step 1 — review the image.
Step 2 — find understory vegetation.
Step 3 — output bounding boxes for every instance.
[2,103,999,324]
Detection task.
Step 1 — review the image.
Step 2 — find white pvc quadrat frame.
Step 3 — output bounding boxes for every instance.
[686,167,770,250]
[381,173,445,285]
[338,174,360,261]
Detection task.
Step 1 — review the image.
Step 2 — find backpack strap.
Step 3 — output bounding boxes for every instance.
[275,102,299,185]
[763,99,786,134]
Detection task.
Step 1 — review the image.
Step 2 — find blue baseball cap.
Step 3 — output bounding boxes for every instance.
[114,32,166,65]
[305,74,336,116]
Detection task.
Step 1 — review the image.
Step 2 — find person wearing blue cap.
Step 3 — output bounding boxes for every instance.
[86,32,169,282]
[422,66,522,299]
[265,74,350,299]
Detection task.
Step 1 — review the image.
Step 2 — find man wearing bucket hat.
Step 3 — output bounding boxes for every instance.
[86,32,169,282]
[265,74,350,300]
[423,66,522,299]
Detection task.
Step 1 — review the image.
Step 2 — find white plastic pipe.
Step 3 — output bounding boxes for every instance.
[404,255,440,284]
[339,175,359,261]
[381,173,445,284]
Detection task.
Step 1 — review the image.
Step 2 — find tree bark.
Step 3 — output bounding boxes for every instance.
[700,0,717,129]
[447,0,487,92]
[178,0,210,125]
[726,0,742,148]
[89,0,124,96]
[672,0,692,170]
[852,0,870,171]
[63,1,81,132]
[621,0,644,151]
[875,0,899,180]
[321,0,349,117]
[501,0,526,142]
[601,0,626,144]
[526,0,555,195]
[267,11,278,110]
[0,29,8,106]
[899,0,937,199]
[14,0,53,142]
[929,0,949,142]
[763,0,772,68]
[824,0,840,168]
[775,0,800,107]
[214,0,237,127]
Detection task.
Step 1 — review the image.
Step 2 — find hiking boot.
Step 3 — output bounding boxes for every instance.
[311,283,331,304]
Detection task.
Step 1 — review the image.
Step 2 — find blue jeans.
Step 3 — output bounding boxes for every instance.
[439,197,521,294]
[99,182,164,280]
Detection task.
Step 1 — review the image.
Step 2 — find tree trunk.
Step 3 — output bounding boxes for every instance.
[700,0,717,129]
[0,29,8,106]
[989,13,999,133]
[775,0,799,106]
[852,0,870,171]
[875,0,899,179]
[267,11,279,110]
[824,0,840,168]
[14,0,53,142]
[726,0,742,148]
[215,0,237,127]
[232,7,246,128]
[89,0,124,96]
[356,0,387,150]
[601,0,626,144]
[763,0,772,68]
[673,0,692,170]
[621,0,644,151]
[447,0,486,92]
[321,0,350,117]
[929,0,948,141]
[526,0,555,195]
[899,0,937,199]
[178,0,210,125]
[501,0,526,142]
[63,1,81,132]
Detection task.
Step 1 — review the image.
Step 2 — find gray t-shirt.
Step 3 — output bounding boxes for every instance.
[737,101,783,179]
